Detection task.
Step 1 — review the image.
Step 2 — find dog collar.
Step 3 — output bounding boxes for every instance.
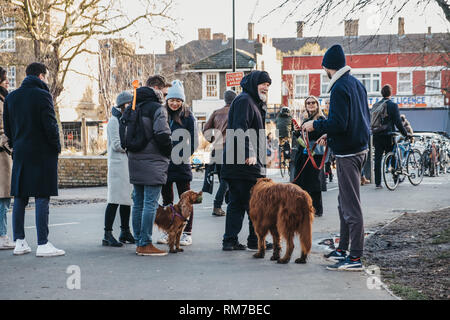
[170,204,188,224]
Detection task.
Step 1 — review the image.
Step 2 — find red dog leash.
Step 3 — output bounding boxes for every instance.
[291,129,328,184]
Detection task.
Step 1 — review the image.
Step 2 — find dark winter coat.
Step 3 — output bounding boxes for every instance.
[221,71,267,181]
[3,76,60,197]
[313,67,371,156]
[372,98,408,137]
[275,108,292,138]
[293,116,327,192]
[127,87,172,186]
[167,107,197,183]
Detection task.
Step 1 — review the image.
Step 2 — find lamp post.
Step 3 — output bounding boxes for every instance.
[232,0,236,72]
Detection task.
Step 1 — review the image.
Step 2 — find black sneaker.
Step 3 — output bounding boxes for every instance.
[324,249,347,262]
[246,242,273,252]
[222,242,246,251]
[326,256,363,271]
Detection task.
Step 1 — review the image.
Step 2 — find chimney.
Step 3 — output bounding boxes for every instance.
[256,33,261,43]
[213,33,226,41]
[296,21,304,38]
[344,20,359,37]
[248,22,255,41]
[262,34,267,44]
[198,28,211,40]
[398,17,405,36]
[165,40,174,54]
[428,26,432,35]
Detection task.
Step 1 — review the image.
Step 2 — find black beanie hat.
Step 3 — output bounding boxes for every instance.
[257,71,272,85]
[322,44,346,70]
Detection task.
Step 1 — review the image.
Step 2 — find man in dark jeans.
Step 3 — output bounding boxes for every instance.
[302,45,370,271]
[203,90,236,216]
[221,71,273,251]
[372,84,409,188]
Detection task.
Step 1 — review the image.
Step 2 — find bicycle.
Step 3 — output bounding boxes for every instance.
[382,133,424,191]
[278,138,291,178]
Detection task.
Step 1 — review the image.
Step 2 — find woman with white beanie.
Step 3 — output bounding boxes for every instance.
[158,80,198,246]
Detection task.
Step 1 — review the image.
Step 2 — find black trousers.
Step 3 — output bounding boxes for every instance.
[222,179,258,246]
[308,191,323,216]
[373,135,394,186]
[104,204,131,232]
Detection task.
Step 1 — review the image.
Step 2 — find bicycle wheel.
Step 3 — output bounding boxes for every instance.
[383,152,400,191]
[407,149,424,186]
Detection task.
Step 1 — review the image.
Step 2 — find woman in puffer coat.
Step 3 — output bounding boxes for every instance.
[158,80,198,247]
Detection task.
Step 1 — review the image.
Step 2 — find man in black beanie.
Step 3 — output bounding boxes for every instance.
[302,44,370,271]
[221,71,273,251]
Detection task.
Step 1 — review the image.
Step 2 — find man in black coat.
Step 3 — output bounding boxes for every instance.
[221,71,273,251]
[3,62,64,257]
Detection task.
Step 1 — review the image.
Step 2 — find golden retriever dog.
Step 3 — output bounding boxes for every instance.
[249,178,315,264]
[155,190,202,253]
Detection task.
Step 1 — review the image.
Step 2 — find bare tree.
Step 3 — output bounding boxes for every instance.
[0,0,176,145]
[260,0,450,25]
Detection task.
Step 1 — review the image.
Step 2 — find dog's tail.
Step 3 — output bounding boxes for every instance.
[300,191,315,224]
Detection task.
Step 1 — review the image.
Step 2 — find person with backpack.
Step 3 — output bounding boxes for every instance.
[371,84,409,189]
[158,80,198,247]
[102,91,135,247]
[126,77,173,256]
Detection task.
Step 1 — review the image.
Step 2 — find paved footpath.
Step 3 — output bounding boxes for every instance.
[0,170,449,300]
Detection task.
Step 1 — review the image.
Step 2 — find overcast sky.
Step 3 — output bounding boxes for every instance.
[124,0,450,54]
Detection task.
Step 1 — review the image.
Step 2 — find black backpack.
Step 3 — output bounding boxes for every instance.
[370,100,389,134]
[119,102,148,152]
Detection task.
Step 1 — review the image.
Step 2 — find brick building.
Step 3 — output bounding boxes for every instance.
[279,19,449,133]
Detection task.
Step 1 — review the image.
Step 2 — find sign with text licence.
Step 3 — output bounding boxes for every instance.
[226,72,244,87]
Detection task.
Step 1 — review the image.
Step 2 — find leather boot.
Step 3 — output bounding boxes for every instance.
[119,228,135,244]
[102,231,123,247]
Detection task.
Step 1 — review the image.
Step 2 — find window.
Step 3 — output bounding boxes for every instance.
[0,17,15,52]
[397,72,412,94]
[229,85,242,95]
[426,71,441,94]
[321,74,330,95]
[354,73,380,94]
[203,73,219,99]
[7,66,16,91]
[295,74,308,98]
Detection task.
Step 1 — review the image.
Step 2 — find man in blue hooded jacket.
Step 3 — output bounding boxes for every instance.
[221,71,273,251]
[302,44,370,271]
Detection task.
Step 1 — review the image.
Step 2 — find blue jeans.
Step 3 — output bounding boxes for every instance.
[132,185,162,247]
[213,164,229,208]
[0,198,11,236]
[13,197,50,245]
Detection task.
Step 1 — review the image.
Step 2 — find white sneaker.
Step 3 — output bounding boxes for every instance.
[13,239,31,255]
[179,233,192,246]
[36,242,65,257]
[157,232,169,244]
[0,235,16,250]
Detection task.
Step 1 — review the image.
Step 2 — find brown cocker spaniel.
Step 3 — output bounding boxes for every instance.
[155,190,203,253]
